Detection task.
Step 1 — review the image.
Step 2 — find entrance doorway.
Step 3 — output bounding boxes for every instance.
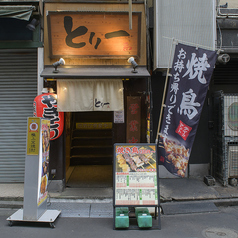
[66,111,113,188]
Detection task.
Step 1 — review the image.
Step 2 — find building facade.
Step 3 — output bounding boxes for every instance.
[152,0,238,183]
[41,1,150,191]
[0,0,237,187]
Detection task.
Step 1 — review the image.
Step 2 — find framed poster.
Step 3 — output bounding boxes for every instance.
[37,119,50,206]
[114,110,124,123]
[113,143,159,206]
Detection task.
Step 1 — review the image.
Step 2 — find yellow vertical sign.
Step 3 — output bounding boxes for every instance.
[27,117,40,155]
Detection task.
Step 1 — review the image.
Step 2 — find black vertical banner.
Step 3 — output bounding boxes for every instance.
[158,43,217,177]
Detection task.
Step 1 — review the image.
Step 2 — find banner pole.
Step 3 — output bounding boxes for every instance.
[129,0,132,30]
[155,38,176,144]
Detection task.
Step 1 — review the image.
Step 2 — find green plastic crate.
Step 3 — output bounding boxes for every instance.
[135,207,149,218]
[116,207,129,216]
[115,207,129,229]
[135,207,152,228]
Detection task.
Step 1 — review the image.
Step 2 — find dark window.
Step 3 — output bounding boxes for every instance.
[0,18,33,41]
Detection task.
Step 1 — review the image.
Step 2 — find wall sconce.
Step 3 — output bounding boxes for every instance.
[49,88,55,93]
[53,58,65,73]
[26,18,39,31]
[128,57,138,73]
[41,88,48,94]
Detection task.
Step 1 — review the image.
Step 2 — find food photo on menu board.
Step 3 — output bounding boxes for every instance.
[115,145,157,173]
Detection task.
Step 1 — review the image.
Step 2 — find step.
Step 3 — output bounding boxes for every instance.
[70,146,113,155]
[70,155,113,165]
[73,111,113,121]
[72,130,112,137]
[71,137,112,146]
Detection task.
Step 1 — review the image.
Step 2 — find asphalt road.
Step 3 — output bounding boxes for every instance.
[1,206,238,238]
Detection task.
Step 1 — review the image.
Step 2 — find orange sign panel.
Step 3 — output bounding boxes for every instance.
[47,12,141,58]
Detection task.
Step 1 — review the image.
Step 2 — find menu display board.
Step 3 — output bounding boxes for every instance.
[37,119,50,206]
[7,117,61,226]
[114,144,158,206]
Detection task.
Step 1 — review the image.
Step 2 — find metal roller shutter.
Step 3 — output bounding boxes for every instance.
[0,49,37,182]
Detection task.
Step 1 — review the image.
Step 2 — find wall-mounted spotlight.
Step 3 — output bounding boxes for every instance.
[53,58,65,73]
[26,18,39,32]
[128,57,138,73]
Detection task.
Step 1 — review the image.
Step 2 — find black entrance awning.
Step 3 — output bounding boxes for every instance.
[0,5,35,21]
[40,66,150,79]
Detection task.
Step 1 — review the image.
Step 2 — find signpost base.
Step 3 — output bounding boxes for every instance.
[7,209,61,228]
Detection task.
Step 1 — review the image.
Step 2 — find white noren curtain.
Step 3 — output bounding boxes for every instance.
[57,79,124,112]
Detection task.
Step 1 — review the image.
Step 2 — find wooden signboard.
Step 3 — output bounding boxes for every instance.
[47,11,141,58]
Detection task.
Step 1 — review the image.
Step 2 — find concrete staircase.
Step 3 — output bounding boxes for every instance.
[70,112,113,165]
